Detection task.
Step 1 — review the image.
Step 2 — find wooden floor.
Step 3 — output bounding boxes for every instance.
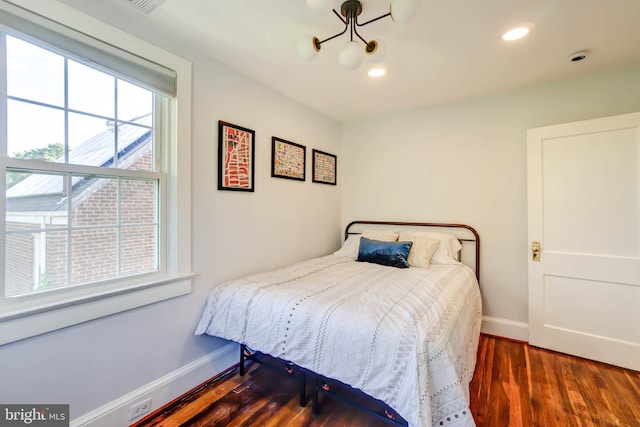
[135,335,640,427]
[471,335,640,426]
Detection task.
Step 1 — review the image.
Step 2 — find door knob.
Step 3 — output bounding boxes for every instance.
[532,241,541,261]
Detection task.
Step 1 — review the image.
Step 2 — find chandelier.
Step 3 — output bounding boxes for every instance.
[298,0,421,70]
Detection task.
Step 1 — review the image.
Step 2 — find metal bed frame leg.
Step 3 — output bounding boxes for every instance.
[238,345,307,407]
[300,371,306,407]
[239,344,247,376]
[312,378,319,415]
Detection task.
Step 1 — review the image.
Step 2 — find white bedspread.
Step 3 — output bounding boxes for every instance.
[195,255,482,427]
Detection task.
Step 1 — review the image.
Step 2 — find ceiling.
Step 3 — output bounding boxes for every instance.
[57,0,640,122]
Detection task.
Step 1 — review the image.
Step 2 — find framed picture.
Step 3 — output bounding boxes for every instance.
[218,120,255,192]
[312,149,337,185]
[271,137,306,181]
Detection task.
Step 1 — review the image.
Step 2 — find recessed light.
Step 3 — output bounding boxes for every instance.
[502,26,530,41]
[368,67,386,78]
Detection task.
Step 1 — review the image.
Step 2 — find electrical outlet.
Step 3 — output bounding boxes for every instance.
[129,398,152,421]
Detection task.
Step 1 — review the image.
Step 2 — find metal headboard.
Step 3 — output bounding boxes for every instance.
[345,220,480,282]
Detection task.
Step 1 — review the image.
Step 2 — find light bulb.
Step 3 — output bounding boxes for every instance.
[297,35,320,60]
[338,41,364,70]
[306,0,332,10]
[390,0,421,23]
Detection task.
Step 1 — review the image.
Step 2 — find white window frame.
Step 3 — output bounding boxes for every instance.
[0,0,192,345]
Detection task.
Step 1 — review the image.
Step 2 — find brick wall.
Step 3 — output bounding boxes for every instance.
[5,145,157,296]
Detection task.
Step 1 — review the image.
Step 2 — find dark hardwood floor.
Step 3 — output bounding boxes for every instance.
[471,335,640,426]
[135,335,640,426]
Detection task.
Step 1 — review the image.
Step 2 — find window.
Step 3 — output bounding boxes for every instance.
[5,36,161,296]
[0,3,192,344]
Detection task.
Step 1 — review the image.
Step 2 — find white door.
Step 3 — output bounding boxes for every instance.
[527,111,640,371]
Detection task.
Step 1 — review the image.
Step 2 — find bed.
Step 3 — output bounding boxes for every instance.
[195,221,482,427]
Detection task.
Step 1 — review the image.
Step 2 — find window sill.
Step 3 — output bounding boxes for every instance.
[0,273,194,346]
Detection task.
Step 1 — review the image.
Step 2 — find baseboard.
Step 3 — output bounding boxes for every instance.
[71,342,238,427]
[481,315,529,342]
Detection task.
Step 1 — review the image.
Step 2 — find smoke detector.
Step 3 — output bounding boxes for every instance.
[569,50,589,62]
[126,0,166,13]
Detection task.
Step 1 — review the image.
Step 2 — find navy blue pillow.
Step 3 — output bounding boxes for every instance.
[357,237,413,268]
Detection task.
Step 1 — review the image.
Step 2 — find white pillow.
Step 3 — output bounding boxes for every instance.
[361,229,398,242]
[400,231,462,264]
[333,235,361,259]
[397,231,440,268]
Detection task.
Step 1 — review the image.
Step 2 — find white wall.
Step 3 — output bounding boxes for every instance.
[192,54,342,282]
[0,1,342,423]
[341,65,640,339]
[3,0,640,423]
